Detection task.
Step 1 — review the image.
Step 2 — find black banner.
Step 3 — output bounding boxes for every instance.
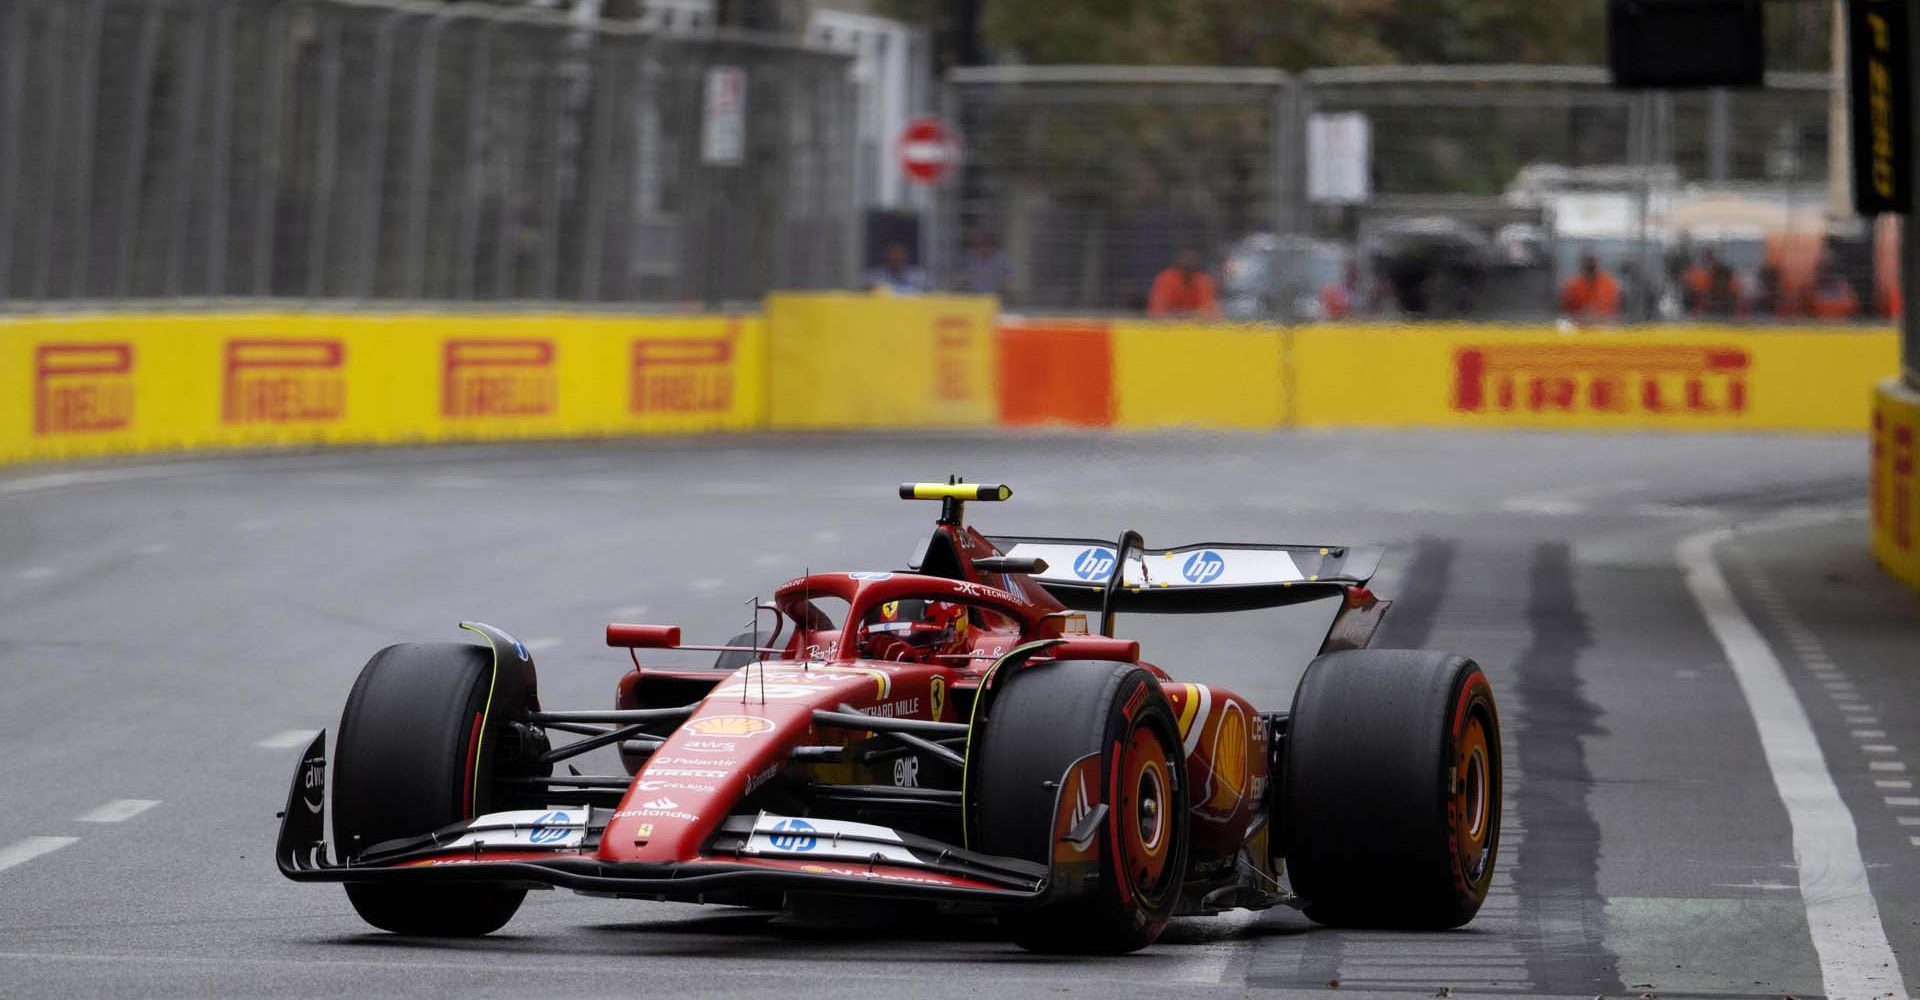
[1852,0,1914,215]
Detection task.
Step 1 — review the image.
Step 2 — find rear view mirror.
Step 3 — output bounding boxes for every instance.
[606,624,681,649]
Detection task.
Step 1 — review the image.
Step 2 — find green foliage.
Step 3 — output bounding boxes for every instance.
[963,0,1830,73]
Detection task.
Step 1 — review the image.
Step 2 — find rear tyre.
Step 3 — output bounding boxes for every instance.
[972,661,1187,954]
[333,642,528,936]
[1283,649,1500,929]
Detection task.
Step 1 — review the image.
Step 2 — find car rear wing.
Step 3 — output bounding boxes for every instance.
[989,536,1382,614]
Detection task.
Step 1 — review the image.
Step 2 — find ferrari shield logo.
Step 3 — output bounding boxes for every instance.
[930,676,947,721]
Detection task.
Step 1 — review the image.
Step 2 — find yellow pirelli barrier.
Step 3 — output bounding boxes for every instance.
[765,293,997,429]
[1290,324,1898,432]
[0,312,766,466]
[1107,322,1285,429]
[1871,378,1920,591]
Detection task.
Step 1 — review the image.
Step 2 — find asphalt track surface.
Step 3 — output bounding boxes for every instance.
[2,430,1916,999]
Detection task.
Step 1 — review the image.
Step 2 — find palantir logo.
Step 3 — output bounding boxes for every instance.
[770,818,817,852]
[1182,550,1226,584]
[1072,548,1116,581]
[528,810,572,844]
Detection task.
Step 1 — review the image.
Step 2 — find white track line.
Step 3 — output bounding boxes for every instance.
[255,729,320,750]
[1678,528,1907,1000]
[523,637,563,653]
[75,800,159,823]
[0,837,78,873]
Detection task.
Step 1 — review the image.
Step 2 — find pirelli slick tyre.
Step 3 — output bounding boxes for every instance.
[1283,649,1501,930]
[333,642,528,936]
[971,661,1188,954]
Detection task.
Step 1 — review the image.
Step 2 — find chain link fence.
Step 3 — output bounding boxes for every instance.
[0,0,858,308]
[945,64,1901,326]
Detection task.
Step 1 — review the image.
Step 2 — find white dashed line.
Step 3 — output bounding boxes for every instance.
[691,578,726,593]
[1886,797,1920,808]
[75,800,159,824]
[609,605,650,619]
[1869,761,1907,772]
[256,729,320,750]
[1680,529,1908,999]
[1910,836,1920,847]
[1861,745,1898,754]
[523,637,563,653]
[1878,779,1914,789]
[1897,817,1920,827]
[0,837,78,873]
[811,528,841,544]
[1846,715,1879,726]
[1854,730,1888,739]
[16,566,54,581]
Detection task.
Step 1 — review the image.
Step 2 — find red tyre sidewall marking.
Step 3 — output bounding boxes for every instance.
[1107,737,1131,907]
[1446,671,1494,894]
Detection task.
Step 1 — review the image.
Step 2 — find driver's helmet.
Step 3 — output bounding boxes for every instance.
[860,599,972,659]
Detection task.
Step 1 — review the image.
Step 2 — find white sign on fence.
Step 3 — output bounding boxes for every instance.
[1307,112,1371,204]
[701,66,747,167]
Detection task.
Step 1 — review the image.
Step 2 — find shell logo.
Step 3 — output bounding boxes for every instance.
[1204,703,1249,813]
[687,715,776,737]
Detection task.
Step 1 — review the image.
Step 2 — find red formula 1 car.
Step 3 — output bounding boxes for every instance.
[277,481,1500,953]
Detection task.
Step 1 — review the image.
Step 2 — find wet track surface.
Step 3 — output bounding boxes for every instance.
[1,431,1915,999]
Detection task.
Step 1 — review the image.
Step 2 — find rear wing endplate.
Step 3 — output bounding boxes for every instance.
[988,536,1383,614]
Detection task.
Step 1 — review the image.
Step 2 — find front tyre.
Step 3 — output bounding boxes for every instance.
[1283,649,1500,929]
[971,661,1187,954]
[333,642,528,936]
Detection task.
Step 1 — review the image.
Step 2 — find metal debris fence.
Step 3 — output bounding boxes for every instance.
[0,0,858,307]
[941,64,1894,325]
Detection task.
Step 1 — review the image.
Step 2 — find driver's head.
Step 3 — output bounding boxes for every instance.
[860,599,970,658]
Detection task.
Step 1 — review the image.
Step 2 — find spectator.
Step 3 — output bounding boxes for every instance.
[957,230,1011,297]
[1682,247,1721,314]
[1752,263,1782,317]
[1319,262,1361,320]
[865,242,928,295]
[1558,255,1620,323]
[1806,257,1859,320]
[1700,260,1744,317]
[1147,248,1221,318]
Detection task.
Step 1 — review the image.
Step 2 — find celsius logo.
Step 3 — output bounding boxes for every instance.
[528,810,572,844]
[1072,548,1116,581]
[769,818,817,852]
[1182,550,1225,584]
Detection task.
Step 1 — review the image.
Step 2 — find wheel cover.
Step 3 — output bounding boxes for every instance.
[1453,710,1493,880]
[1118,725,1174,893]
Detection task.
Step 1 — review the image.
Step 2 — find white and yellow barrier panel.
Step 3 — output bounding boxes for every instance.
[1107,322,1285,430]
[1290,324,1898,432]
[765,293,997,430]
[0,312,766,466]
[1871,378,1920,591]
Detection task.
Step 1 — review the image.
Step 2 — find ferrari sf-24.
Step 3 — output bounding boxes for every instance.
[277,481,1500,953]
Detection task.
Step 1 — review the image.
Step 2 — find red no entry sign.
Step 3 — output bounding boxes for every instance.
[898,116,961,186]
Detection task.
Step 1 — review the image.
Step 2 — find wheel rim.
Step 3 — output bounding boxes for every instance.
[1453,710,1493,880]
[1118,724,1174,893]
